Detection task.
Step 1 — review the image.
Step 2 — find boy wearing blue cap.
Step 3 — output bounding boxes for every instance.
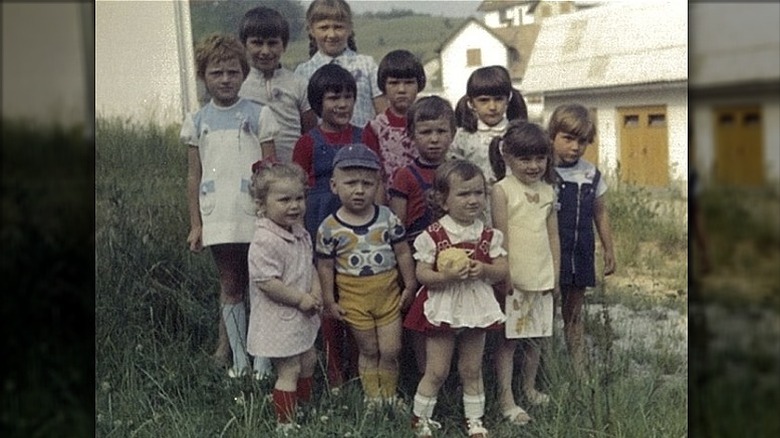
[315,144,417,408]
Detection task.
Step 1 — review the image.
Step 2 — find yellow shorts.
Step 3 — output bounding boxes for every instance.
[336,269,401,331]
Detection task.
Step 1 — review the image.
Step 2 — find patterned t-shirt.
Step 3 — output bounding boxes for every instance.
[315,205,406,276]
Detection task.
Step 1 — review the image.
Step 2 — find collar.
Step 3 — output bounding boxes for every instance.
[249,65,284,80]
[440,215,484,237]
[556,159,579,169]
[257,217,308,242]
[312,48,356,65]
[477,117,508,133]
[414,158,440,170]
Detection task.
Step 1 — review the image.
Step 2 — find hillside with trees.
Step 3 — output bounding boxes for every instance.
[189,0,465,81]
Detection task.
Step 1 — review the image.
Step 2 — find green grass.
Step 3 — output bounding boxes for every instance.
[89,118,693,437]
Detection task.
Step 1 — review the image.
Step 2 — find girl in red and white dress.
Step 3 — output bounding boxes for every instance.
[403,159,507,438]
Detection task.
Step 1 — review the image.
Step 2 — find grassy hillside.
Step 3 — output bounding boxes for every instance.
[282,14,465,70]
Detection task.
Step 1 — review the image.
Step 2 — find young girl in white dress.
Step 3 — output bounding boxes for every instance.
[182,34,280,378]
[403,160,508,438]
[489,120,560,425]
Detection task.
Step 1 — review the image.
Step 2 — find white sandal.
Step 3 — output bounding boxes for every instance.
[502,406,532,425]
[525,389,550,406]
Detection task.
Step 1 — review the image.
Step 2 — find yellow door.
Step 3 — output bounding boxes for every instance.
[618,106,669,186]
[582,107,599,166]
[714,106,764,186]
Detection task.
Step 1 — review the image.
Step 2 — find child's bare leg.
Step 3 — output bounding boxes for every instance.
[562,286,586,376]
[375,318,402,399]
[351,326,382,400]
[521,339,547,404]
[412,332,455,424]
[458,329,489,434]
[494,337,519,411]
[212,317,230,366]
[457,329,486,396]
[212,243,250,374]
[411,330,427,374]
[417,332,456,397]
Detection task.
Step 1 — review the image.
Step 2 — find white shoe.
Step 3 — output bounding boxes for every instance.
[525,388,550,406]
[275,422,300,436]
[412,416,442,437]
[227,366,251,378]
[465,417,489,437]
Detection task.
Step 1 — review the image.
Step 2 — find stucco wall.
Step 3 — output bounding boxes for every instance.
[95,0,197,126]
[540,85,688,191]
[440,23,508,106]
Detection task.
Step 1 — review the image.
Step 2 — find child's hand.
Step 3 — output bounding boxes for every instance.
[399,287,416,311]
[324,302,346,321]
[443,263,470,282]
[187,227,203,252]
[495,281,512,298]
[467,260,485,280]
[603,251,616,276]
[298,294,320,314]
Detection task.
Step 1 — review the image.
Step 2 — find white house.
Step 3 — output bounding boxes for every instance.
[521,0,688,190]
[95,0,198,126]
[689,3,780,188]
[479,0,596,28]
[436,17,540,107]
[433,1,596,125]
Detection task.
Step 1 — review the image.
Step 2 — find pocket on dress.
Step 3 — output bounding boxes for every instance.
[240,178,256,216]
[279,307,297,321]
[200,180,216,215]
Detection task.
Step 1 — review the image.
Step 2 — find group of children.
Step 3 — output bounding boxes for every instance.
[181,1,615,436]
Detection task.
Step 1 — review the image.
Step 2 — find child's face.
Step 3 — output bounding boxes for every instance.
[309,19,351,57]
[552,131,589,165]
[204,58,244,107]
[319,90,355,131]
[413,117,452,165]
[385,77,419,115]
[505,154,548,185]
[469,95,509,127]
[245,36,285,75]
[262,178,306,231]
[443,173,487,226]
[330,167,378,214]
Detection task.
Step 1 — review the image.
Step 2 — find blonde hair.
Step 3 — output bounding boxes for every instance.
[249,162,307,216]
[305,0,357,56]
[194,33,248,81]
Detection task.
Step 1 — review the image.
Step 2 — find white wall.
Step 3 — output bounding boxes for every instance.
[440,23,508,106]
[540,85,688,190]
[483,6,533,28]
[1,3,90,127]
[95,0,197,126]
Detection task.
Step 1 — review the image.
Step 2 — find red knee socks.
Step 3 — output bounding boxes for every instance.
[296,377,313,403]
[272,389,297,423]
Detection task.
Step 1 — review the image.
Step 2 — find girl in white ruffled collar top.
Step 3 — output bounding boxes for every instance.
[450,66,528,187]
[403,159,508,438]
